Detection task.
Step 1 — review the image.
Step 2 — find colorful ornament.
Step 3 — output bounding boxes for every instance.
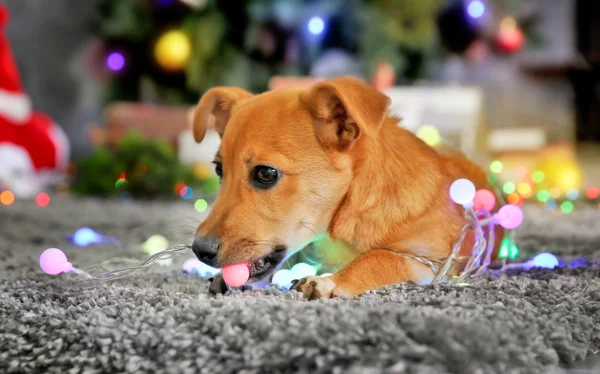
[153,30,192,72]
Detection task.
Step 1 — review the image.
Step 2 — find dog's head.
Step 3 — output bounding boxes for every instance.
[191,76,391,282]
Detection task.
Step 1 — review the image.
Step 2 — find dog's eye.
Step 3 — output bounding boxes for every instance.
[214,162,223,179]
[253,165,279,188]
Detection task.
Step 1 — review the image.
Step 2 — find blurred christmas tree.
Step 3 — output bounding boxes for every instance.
[72,131,219,198]
[92,0,443,105]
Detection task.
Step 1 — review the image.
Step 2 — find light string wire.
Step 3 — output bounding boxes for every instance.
[428,206,512,284]
[67,244,192,281]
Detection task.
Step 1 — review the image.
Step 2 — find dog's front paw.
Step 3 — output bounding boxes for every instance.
[292,276,337,300]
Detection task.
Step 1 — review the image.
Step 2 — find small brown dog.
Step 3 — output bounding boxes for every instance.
[191,76,500,299]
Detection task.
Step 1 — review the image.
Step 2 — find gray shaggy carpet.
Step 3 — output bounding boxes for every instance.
[0,196,599,374]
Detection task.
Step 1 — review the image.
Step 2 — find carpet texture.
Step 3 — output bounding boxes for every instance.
[1,197,599,374]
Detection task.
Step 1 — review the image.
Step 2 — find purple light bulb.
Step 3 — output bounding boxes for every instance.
[107,52,125,72]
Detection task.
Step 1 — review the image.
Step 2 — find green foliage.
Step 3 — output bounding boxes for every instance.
[71,132,218,198]
[94,0,445,104]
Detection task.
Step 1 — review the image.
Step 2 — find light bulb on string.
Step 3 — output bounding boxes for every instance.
[473,189,496,213]
[449,178,476,208]
[272,269,295,289]
[40,248,73,275]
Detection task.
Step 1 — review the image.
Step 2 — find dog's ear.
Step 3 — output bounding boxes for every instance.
[192,87,254,142]
[301,76,391,150]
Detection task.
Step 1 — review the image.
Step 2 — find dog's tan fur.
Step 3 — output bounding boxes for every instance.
[192,76,502,299]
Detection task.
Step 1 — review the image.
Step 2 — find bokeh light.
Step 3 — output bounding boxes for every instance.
[536,190,550,202]
[142,234,169,254]
[106,52,125,72]
[467,0,485,19]
[560,201,574,214]
[181,186,194,200]
[549,187,561,200]
[154,30,192,71]
[0,190,15,205]
[175,182,186,195]
[566,189,579,201]
[416,125,441,147]
[532,170,545,184]
[545,199,556,211]
[72,227,99,247]
[182,258,220,277]
[515,166,528,181]
[194,199,208,212]
[308,16,325,35]
[502,182,516,194]
[507,192,520,205]
[585,186,599,200]
[517,182,532,198]
[489,160,503,174]
[36,193,50,207]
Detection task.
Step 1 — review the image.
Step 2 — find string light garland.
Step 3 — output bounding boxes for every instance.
[38,177,534,291]
[39,245,191,281]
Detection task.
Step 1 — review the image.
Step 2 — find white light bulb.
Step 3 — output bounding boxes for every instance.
[272,269,294,289]
[450,179,476,206]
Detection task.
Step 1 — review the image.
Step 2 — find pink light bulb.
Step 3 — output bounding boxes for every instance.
[473,189,496,212]
[495,204,524,229]
[222,263,250,287]
[40,248,72,275]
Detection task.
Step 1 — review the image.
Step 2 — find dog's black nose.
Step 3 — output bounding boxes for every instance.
[192,236,220,266]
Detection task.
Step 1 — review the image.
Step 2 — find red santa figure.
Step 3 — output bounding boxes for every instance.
[0,5,69,198]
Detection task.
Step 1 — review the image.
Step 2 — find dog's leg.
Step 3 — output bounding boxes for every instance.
[293,249,433,300]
